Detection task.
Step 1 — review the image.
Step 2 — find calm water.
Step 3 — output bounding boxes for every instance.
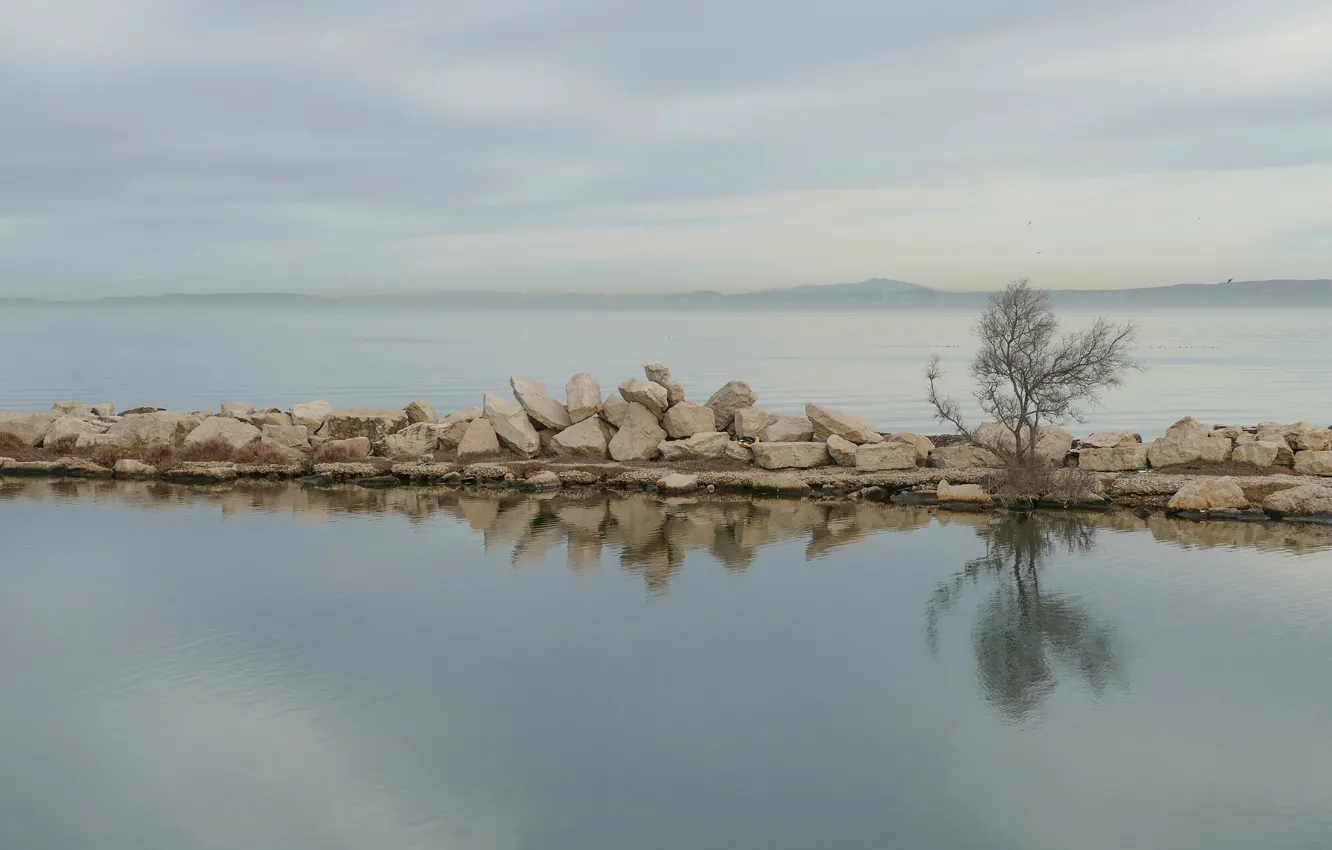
[1,306,1328,437]
[2,479,1331,850]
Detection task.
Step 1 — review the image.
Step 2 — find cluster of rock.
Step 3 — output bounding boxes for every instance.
[3,377,1330,484]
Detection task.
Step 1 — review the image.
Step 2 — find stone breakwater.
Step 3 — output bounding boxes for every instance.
[2,362,1331,522]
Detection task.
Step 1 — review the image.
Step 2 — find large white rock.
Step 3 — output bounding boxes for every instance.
[1147,416,1210,468]
[825,434,858,466]
[220,402,254,419]
[974,421,1074,465]
[50,401,92,418]
[261,424,311,450]
[1199,434,1234,464]
[663,402,718,438]
[320,437,371,460]
[382,422,442,458]
[106,412,203,447]
[657,431,729,461]
[511,377,571,430]
[75,432,121,450]
[887,433,935,462]
[609,403,667,461]
[1080,430,1142,449]
[291,401,333,430]
[752,441,830,470]
[41,415,106,447]
[763,416,814,443]
[732,407,776,441]
[250,411,293,428]
[1294,451,1332,476]
[441,407,483,426]
[1231,440,1282,468]
[549,416,612,460]
[456,418,501,461]
[403,400,438,425]
[1291,423,1332,452]
[930,443,1004,469]
[937,480,991,504]
[0,411,52,447]
[565,374,602,423]
[618,379,669,419]
[1263,484,1332,517]
[92,403,116,418]
[643,362,686,406]
[1167,477,1248,511]
[600,392,630,428]
[1077,444,1149,471]
[805,403,883,445]
[435,419,471,452]
[658,472,699,494]
[705,381,758,433]
[185,416,262,450]
[856,441,917,471]
[725,441,753,463]
[316,409,409,448]
[113,459,158,479]
[483,393,541,458]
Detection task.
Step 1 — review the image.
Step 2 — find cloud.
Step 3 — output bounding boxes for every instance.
[0,0,1329,294]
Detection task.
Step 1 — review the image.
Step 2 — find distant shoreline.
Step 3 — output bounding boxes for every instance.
[4,277,1331,310]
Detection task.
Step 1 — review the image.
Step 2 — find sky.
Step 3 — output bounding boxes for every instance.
[1,0,1330,297]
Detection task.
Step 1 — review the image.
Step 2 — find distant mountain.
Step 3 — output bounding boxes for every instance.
[5,278,1330,309]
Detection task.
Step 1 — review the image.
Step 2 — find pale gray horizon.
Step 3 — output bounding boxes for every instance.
[2,0,1330,297]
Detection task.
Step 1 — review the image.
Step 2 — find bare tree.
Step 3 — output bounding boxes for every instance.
[926,278,1141,466]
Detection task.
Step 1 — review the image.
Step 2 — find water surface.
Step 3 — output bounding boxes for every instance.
[2,480,1330,850]
[2,306,1328,436]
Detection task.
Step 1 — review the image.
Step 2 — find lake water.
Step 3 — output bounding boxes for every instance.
[1,305,1328,438]
[2,479,1331,850]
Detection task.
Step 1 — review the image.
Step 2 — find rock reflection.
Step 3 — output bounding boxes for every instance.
[927,513,1125,723]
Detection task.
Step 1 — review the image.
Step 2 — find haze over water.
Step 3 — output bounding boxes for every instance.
[1,304,1327,437]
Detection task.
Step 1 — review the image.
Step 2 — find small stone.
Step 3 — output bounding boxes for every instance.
[113,459,158,479]
[524,470,562,491]
[658,472,699,494]
[937,480,992,504]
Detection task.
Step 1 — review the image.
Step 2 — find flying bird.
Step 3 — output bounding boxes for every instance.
[1226,278,1233,283]
[1027,221,1032,225]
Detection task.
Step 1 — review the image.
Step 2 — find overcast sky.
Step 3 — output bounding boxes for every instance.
[2,0,1330,296]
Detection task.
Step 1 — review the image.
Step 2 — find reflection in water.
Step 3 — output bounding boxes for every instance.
[927,513,1125,723]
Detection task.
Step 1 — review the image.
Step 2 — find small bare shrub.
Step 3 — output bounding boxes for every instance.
[0,433,53,462]
[89,444,126,469]
[232,442,293,465]
[44,435,80,456]
[986,465,1103,509]
[312,442,356,463]
[177,437,236,463]
[140,444,177,469]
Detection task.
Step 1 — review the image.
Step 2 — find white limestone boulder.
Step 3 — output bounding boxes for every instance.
[291,401,333,431]
[549,416,613,460]
[1167,477,1248,511]
[565,374,602,424]
[663,402,718,438]
[644,362,686,406]
[763,416,815,443]
[483,393,541,458]
[705,381,758,434]
[404,400,438,425]
[456,418,501,461]
[618,379,669,420]
[185,416,262,450]
[825,434,858,466]
[657,431,729,461]
[609,403,667,461]
[752,441,830,470]
[856,441,917,471]
[805,403,882,445]
[511,377,571,430]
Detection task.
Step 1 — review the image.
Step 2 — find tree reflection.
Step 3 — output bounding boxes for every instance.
[927,513,1124,723]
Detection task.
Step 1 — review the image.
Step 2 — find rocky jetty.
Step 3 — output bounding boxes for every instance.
[4,369,1332,525]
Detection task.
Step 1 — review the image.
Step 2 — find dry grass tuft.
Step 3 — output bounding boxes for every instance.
[232,442,293,465]
[176,437,236,463]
